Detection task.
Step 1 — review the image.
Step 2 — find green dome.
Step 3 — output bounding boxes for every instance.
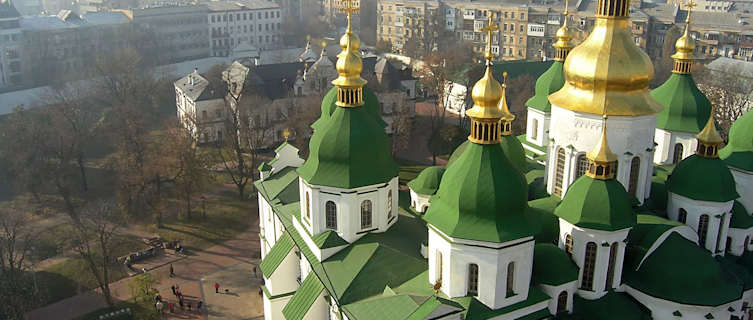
[650,73,711,133]
[667,154,739,202]
[533,243,579,286]
[312,86,387,130]
[624,232,743,306]
[407,166,445,195]
[731,201,753,229]
[298,104,398,189]
[500,134,527,172]
[447,139,526,172]
[554,176,636,231]
[720,109,753,171]
[424,142,533,243]
[525,61,565,113]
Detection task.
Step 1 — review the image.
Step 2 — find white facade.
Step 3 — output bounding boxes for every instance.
[174,71,226,143]
[653,128,697,165]
[299,177,399,244]
[208,1,282,57]
[727,226,753,256]
[730,168,753,213]
[546,106,655,203]
[408,188,431,212]
[666,193,734,255]
[557,220,631,300]
[525,108,550,150]
[625,285,744,320]
[538,281,577,315]
[428,226,535,310]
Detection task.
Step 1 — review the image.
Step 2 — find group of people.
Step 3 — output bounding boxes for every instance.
[154,284,204,315]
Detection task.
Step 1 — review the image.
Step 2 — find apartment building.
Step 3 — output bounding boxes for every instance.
[207,0,281,57]
[377,0,441,56]
[131,5,210,64]
[0,0,22,90]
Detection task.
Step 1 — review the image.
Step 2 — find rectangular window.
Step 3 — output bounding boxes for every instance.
[531,119,538,140]
[468,264,479,296]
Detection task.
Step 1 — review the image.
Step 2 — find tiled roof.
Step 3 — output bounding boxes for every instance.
[282,273,325,320]
[258,232,294,278]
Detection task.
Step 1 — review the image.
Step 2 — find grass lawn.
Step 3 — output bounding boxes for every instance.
[73,300,158,320]
[37,235,147,305]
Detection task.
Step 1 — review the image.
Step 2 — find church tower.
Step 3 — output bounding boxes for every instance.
[546,0,663,202]
[296,3,399,245]
[424,15,535,310]
[650,1,712,165]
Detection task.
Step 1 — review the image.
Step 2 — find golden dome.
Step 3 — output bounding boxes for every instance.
[697,107,723,145]
[671,4,700,61]
[588,115,618,163]
[548,17,663,116]
[340,31,361,51]
[467,64,505,119]
[497,72,515,121]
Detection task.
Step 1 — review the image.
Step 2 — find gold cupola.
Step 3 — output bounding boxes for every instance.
[548,0,664,116]
[553,0,574,61]
[586,113,618,180]
[498,72,515,136]
[467,15,506,145]
[695,106,723,158]
[331,0,367,107]
[671,1,701,74]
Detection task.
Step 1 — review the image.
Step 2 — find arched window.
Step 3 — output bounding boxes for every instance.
[436,251,443,282]
[672,143,684,164]
[698,214,710,248]
[325,201,337,229]
[565,234,574,257]
[678,208,687,224]
[387,190,393,219]
[628,156,641,197]
[716,213,726,252]
[606,242,618,289]
[531,118,539,140]
[576,154,589,178]
[468,264,479,296]
[506,262,515,296]
[361,200,372,229]
[554,148,566,197]
[746,236,751,251]
[556,291,568,314]
[305,192,311,219]
[582,242,597,290]
[726,237,732,253]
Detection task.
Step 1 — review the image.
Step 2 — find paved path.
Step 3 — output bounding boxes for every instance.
[28,214,262,320]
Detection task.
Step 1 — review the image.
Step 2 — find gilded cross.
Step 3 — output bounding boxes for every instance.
[339,0,360,32]
[685,0,696,23]
[564,0,570,16]
[481,14,499,60]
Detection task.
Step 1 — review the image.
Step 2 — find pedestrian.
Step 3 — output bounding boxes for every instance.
[179,298,184,310]
[171,285,176,296]
[155,301,164,314]
[215,282,220,293]
[178,290,183,299]
[197,301,203,313]
[169,264,175,277]
[187,302,192,312]
[258,287,263,296]
[169,302,174,313]
[253,266,257,278]
[155,293,162,303]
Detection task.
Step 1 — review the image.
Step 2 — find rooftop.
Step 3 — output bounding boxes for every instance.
[206,0,279,11]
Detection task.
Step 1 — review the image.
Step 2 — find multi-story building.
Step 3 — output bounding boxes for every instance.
[207,0,281,57]
[131,5,210,64]
[0,0,22,91]
[174,69,225,144]
[377,0,441,56]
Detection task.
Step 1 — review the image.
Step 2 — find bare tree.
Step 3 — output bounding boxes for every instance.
[506,74,535,134]
[282,94,324,155]
[216,93,264,200]
[390,95,414,156]
[0,209,42,320]
[172,125,212,220]
[695,64,753,141]
[69,200,123,307]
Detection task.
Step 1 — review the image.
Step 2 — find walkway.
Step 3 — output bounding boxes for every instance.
[27,215,262,320]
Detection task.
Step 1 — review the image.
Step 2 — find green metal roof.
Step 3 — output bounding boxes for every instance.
[406,296,463,320]
[667,154,739,202]
[717,255,753,291]
[555,176,637,231]
[490,60,554,85]
[254,166,301,206]
[282,273,325,320]
[314,86,387,131]
[500,134,527,173]
[424,142,534,243]
[572,292,650,320]
[258,161,272,172]
[274,141,291,153]
[525,61,565,113]
[526,198,560,244]
[460,286,549,320]
[407,166,445,195]
[298,100,399,189]
[650,73,712,133]
[720,109,753,171]
[533,243,579,286]
[731,201,753,229]
[312,230,348,249]
[259,233,295,278]
[625,232,743,306]
[343,295,420,320]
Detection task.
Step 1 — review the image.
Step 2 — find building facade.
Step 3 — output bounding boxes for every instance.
[131,5,210,64]
[207,0,281,58]
[0,0,22,91]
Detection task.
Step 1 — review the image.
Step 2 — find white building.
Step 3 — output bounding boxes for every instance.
[174,69,225,143]
[208,0,282,57]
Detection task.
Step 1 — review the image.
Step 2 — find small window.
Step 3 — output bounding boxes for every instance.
[576,154,589,178]
[699,214,710,247]
[673,143,684,164]
[361,200,372,229]
[325,201,337,229]
[506,262,515,296]
[556,291,568,314]
[305,192,311,219]
[582,242,597,290]
[565,234,574,257]
[436,251,443,282]
[531,118,538,140]
[628,157,641,197]
[468,264,479,296]
[678,208,687,224]
[387,190,393,219]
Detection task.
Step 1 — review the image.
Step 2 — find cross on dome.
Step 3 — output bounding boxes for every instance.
[481,15,499,61]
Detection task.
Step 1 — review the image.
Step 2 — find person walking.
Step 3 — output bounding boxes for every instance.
[253,266,257,278]
[169,264,175,277]
[187,302,192,312]
[171,285,176,296]
[197,301,203,313]
[168,302,174,313]
[214,282,220,293]
[179,298,184,310]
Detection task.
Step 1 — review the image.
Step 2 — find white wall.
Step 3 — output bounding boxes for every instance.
[526,108,550,148]
[558,220,630,300]
[265,249,300,296]
[302,290,330,320]
[667,193,733,255]
[428,227,535,310]
[625,285,742,320]
[730,168,753,213]
[653,129,696,165]
[546,106,656,203]
[409,189,431,213]
[727,227,753,257]
[263,294,292,320]
[538,282,577,315]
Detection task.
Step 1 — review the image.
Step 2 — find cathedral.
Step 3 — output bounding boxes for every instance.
[255,0,753,318]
